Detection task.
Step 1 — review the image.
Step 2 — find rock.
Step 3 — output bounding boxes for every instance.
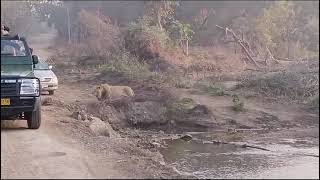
[98,105,128,130]
[89,117,118,138]
[126,101,167,126]
[166,98,216,130]
[179,134,193,142]
[166,98,210,119]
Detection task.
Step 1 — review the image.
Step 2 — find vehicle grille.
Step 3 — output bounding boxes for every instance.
[1,81,20,96]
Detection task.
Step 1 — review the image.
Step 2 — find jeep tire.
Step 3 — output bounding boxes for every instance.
[26,105,41,129]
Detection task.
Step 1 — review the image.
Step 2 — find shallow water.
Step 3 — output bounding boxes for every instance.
[160,134,319,179]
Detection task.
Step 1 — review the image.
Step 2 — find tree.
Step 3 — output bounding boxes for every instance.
[255,1,319,60]
[143,1,179,31]
[171,20,194,56]
[255,1,298,59]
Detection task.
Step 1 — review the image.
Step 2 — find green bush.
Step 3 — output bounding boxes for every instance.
[232,94,245,112]
[124,16,172,59]
[166,98,198,117]
[196,81,230,96]
[240,71,319,102]
[101,50,151,80]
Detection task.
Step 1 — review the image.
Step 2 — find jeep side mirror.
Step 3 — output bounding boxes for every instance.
[32,55,39,64]
[30,48,33,54]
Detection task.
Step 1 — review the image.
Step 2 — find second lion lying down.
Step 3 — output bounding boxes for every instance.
[94,83,134,102]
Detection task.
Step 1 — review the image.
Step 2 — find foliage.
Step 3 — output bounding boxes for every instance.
[124,16,171,60]
[101,50,151,80]
[202,84,230,96]
[143,1,179,31]
[170,20,194,42]
[232,94,245,112]
[168,20,194,56]
[240,70,319,102]
[166,98,198,117]
[168,74,194,89]
[256,1,295,48]
[255,1,319,59]
[73,10,122,56]
[194,80,232,96]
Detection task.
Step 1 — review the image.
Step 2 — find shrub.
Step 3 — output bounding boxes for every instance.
[232,94,245,112]
[124,16,171,60]
[166,98,198,118]
[196,81,231,96]
[239,70,319,102]
[101,50,151,80]
[73,10,122,57]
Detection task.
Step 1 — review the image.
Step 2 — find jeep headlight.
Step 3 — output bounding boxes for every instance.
[20,79,40,96]
[51,77,58,84]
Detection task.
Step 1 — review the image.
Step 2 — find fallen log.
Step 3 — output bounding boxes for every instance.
[266,46,280,64]
[178,134,271,152]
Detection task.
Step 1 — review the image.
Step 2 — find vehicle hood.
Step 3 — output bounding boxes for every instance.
[1,64,34,77]
[1,56,34,77]
[34,70,57,80]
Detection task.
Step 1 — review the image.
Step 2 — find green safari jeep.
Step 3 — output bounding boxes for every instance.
[1,34,42,129]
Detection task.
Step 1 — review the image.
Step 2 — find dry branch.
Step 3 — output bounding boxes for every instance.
[266,47,280,64]
[216,25,260,68]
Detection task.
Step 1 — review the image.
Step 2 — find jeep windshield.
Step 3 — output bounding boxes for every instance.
[1,39,27,56]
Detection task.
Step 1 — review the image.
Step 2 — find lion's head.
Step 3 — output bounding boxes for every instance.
[94,85,103,101]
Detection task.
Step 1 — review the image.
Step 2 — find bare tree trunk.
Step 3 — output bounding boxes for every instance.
[67,7,71,44]
[216,25,260,68]
[287,40,290,59]
[157,12,162,31]
[186,40,189,56]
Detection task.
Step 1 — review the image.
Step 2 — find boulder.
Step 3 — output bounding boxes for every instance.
[98,105,128,130]
[126,101,167,126]
[165,98,216,131]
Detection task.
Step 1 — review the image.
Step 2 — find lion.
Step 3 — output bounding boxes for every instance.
[94,83,134,102]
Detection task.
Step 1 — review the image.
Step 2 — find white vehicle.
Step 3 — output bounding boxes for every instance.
[34,60,58,95]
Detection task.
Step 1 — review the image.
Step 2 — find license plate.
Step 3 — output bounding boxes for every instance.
[1,98,11,106]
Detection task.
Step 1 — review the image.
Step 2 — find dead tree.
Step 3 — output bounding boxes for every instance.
[216,25,260,68]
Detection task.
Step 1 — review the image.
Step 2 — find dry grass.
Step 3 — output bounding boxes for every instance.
[239,61,319,103]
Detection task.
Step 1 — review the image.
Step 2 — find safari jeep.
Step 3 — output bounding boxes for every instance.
[1,34,42,129]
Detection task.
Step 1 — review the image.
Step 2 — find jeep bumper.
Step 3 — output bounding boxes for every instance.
[1,96,41,119]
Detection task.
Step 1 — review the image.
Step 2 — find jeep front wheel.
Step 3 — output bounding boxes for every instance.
[25,107,41,129]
